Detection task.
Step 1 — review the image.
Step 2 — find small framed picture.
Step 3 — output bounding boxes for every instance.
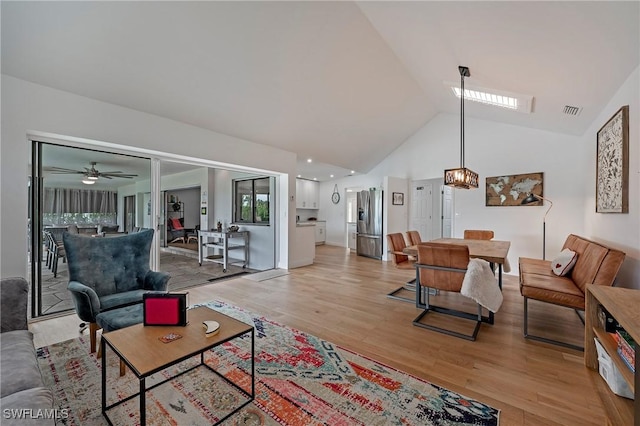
[392,192,404,205]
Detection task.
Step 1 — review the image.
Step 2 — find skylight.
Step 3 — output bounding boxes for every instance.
[452,87,518,110]
[446,82,533,113]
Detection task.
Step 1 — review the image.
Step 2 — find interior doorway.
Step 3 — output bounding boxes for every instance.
[409,178,453,241]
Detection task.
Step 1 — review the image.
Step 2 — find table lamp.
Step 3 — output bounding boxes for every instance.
[521,193,553,259]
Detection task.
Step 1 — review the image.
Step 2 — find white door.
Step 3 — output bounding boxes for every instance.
[441,185,454,238]
[410,182,433,242]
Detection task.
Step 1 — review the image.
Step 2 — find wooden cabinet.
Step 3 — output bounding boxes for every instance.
[314,221,326,245]
[584,285,639,426]
[296,179,319,209]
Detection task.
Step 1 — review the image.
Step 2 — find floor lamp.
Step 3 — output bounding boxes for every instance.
[521,193,553,260]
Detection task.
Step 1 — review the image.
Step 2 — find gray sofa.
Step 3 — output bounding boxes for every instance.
[0,277,55,425]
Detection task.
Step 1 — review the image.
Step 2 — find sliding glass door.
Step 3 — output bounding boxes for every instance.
[30,141,151,318]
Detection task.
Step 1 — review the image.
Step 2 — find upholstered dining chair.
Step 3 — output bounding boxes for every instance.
[463,229,494,240]
[386,233,416,303]
[405,230,422,246]
[63,229,170,353]
[413,242,485,341]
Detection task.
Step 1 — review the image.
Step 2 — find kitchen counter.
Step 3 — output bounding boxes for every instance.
[291,225,315,268]
[296,222,316,227]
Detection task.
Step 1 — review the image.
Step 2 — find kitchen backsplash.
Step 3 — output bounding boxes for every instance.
[296,209,319,222]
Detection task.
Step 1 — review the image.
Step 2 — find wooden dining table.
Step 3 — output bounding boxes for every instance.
[404,238,511,322]
[403,237,510,286]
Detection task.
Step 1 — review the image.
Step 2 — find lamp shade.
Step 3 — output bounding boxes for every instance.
[444,167,479,189]
[521,193,540,205]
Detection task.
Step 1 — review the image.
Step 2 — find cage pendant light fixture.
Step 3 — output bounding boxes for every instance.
[444,66,479,189]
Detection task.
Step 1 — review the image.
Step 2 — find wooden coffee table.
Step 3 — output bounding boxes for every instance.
[100,306,254,425]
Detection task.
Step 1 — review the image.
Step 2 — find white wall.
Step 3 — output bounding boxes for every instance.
[319,64,639,286]
[383,176,409,261]
[320,112,589,274]
[583,66,639,289]
[0,75,296,277]
[214,170,276,271]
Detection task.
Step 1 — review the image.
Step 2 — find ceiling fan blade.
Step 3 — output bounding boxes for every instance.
[44,166,84,174]
[100,173,138,179]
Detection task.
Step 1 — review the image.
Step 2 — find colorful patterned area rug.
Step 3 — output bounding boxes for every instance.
[36,301,500,425]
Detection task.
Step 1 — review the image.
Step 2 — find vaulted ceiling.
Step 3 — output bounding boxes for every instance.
[2,1,638,181]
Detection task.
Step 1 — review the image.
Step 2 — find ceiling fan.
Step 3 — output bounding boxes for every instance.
[45,161,138,184]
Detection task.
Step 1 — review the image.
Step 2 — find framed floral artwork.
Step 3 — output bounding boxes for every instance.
[596,105,629,213]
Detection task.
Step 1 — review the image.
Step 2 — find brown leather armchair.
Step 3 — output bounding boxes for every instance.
[386,233,416,303]
[413,242,488,341]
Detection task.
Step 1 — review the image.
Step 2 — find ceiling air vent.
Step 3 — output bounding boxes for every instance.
[563,105,582,116]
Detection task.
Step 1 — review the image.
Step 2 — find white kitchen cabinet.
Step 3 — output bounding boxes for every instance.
[314,221,326,245]
[296,178,319,209]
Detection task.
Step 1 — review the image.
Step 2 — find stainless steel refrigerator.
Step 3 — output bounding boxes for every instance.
[356,189,383,259]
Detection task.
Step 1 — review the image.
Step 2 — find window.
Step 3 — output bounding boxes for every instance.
[233,177,271,224]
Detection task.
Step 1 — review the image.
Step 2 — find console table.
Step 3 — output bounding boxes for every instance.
[197,230,249,272]
[584,285,639,425]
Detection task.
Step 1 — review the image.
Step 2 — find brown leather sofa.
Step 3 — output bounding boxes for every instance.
[519,234,625,350]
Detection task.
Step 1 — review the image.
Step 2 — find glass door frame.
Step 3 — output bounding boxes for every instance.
[28,139,159,318]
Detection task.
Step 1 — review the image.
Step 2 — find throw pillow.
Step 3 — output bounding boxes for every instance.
[170,217,183,230]
[551,248,578,276]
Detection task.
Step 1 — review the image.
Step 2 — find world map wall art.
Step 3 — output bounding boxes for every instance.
[596,105,629,213]
[485,172,544,207]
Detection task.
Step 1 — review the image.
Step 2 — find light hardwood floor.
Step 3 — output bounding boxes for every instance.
[30,245,601,425]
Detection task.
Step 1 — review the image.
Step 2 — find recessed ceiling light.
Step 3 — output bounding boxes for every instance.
[297,175,301,178]
[307,158,312,163]
[350,171,355,174]
[330,174,334,178]
[313,177,317,181]
[446,81,533,113]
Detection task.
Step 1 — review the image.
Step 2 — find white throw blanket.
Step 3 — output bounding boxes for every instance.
[461,259,503,313]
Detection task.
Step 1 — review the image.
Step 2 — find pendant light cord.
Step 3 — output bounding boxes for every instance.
[460,71,465,168]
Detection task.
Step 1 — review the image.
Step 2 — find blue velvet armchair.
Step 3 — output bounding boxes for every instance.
[63,229,170,352]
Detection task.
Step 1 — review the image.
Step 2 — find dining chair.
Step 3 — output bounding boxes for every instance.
[405,230,422,246]
[413,242,485,341]
[386,233,416,303]
[46,231,66,278]
[463,229,494,240]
